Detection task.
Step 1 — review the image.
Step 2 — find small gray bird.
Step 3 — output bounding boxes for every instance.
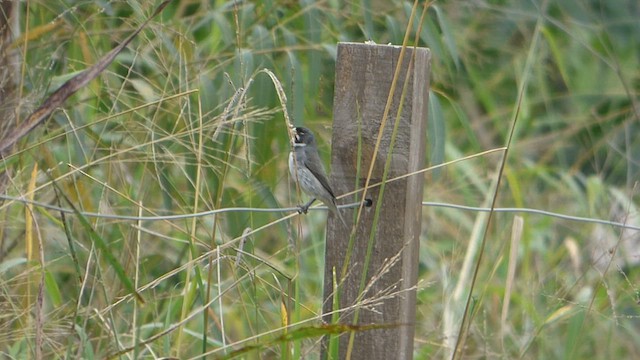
[289,126,347,226]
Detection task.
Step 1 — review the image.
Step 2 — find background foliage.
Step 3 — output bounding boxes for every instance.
[1,0,638,358]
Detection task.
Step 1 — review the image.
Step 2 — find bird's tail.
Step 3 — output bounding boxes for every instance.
[329,199,348,228]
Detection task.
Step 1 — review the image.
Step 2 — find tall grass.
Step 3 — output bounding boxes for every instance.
[1,0,638,358]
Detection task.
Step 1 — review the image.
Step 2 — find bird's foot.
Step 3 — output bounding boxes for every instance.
[297,198,316,214]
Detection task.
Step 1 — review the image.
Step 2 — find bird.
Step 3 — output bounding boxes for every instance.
[288,126,347,227]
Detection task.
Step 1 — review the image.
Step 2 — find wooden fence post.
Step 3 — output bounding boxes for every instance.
[323,42,430,359]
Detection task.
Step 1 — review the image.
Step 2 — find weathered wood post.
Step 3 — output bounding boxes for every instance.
[324,42,430,359]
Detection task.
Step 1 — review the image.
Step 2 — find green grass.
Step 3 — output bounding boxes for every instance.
[1,0,639,359]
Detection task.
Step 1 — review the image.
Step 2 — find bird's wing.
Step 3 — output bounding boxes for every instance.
[304,150,336,198]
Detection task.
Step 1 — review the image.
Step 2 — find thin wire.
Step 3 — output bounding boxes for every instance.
[0,194,637,232]
[0,195,368,221]
[423,201,640,232]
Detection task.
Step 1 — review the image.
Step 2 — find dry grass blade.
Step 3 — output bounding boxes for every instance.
[0,0,173,157]
[501,215,523,349]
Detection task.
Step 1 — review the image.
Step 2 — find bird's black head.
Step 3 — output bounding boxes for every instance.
[293,127,316,146]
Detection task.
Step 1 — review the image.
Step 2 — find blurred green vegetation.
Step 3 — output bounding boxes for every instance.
[1,0,638,358]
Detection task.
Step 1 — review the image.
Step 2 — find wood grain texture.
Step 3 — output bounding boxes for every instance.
[323,42,431,359]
